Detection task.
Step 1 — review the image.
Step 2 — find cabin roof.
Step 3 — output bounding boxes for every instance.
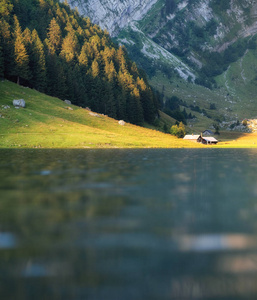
[202,137,218,142]
[183,135,200,140]
[202,129,214,135]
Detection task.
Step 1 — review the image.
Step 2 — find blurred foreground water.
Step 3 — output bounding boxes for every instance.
[1,148,257,300]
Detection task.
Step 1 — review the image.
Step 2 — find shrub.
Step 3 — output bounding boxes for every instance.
[170,122,186,138]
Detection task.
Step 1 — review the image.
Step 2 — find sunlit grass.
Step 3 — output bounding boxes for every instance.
[217,132,257,148]
[1,80,257,148]
[0,80,203,149]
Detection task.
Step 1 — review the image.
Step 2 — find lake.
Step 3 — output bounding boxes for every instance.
[1,148,257,300]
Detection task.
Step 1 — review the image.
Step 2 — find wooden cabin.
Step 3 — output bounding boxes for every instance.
[199,136,218,145]
[183,133,218,145]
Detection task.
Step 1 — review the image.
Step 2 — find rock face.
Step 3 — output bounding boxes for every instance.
[67,0,158,35]
[13,99,26,108]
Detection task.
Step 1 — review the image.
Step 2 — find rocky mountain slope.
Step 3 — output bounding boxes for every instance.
[64,0,257,85]
[65,0,257,130]
[67,0,159,35]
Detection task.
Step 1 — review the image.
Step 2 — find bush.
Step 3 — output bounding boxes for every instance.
[170,122,186,138]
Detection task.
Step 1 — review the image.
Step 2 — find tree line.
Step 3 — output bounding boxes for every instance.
[0,0,159,124]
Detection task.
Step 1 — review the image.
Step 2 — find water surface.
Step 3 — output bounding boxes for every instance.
[1,148,257,300]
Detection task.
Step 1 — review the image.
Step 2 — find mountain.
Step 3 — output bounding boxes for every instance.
[65,0,257,131]
[66,0,257,80]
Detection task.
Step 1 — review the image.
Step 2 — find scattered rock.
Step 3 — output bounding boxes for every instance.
[13,99,26,108]
[2,105,10,109]
[85,107,91,111]
[65,106,73,110]
[89,112,99,117]
[64,100,71,105]
[118,120,125,126]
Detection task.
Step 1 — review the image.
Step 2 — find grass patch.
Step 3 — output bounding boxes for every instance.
[0,80,203,149]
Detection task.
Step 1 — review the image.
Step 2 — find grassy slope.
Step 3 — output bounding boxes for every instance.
[1,80,257,148]
[0,80,204,149]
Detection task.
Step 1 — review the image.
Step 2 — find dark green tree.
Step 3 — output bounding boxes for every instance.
[0,45,4,78]
[30,29,46,91]
[13,15,31,84]
[0,19,13,78]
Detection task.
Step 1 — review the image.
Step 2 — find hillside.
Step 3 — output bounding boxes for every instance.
[2,80,257,148]
[0,80,203,148]
[0,0,159,126]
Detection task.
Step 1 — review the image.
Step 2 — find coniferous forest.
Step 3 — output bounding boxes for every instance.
[0,0,159,125]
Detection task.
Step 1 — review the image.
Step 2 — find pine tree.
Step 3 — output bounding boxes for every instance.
[0,19,12,78]
[105,60,117,82]
[30,29,46,91]
[131,62,139,79]
[0,45,4,78]
[105,82,116,118]
[127,91,144,125]
[91,59,99,78]
[78,43,89,70]
[46,17,62,55]
[72,64,87,106]
[116,89,127,120]
[137,77,156,123]
[60,27,78,63]
[13,15,30,84]
[116,46,128,73]
[0,0,13,22]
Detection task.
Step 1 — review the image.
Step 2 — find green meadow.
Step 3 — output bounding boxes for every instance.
[1,80,257,149]
[0,80,203,148]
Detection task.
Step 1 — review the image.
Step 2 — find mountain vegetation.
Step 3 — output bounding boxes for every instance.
[0,0,159,125]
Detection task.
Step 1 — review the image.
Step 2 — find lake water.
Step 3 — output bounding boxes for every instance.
[1,148,257,300]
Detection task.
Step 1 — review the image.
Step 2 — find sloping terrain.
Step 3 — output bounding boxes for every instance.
[0,80,202,148]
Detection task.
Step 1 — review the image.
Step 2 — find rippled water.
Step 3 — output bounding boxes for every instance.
[1,148,257,300]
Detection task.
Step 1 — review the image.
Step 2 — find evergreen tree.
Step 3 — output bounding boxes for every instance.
[0,19,14,78]
[30,29,46,91]
[116,88,127,121]
[105,81,116,118]
[137,77,156,123]
[91,59,99,78]
[78,43,89,70]
[105,60,117,82]
[13,15,30,84]
[46,17,62,55]
[0,45,4,78]
[0,0,13,19]
[60,27,78,63]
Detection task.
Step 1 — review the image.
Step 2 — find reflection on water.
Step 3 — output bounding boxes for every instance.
[176,234,257,252]
[0,232,17,249]
[1,148,257,299]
